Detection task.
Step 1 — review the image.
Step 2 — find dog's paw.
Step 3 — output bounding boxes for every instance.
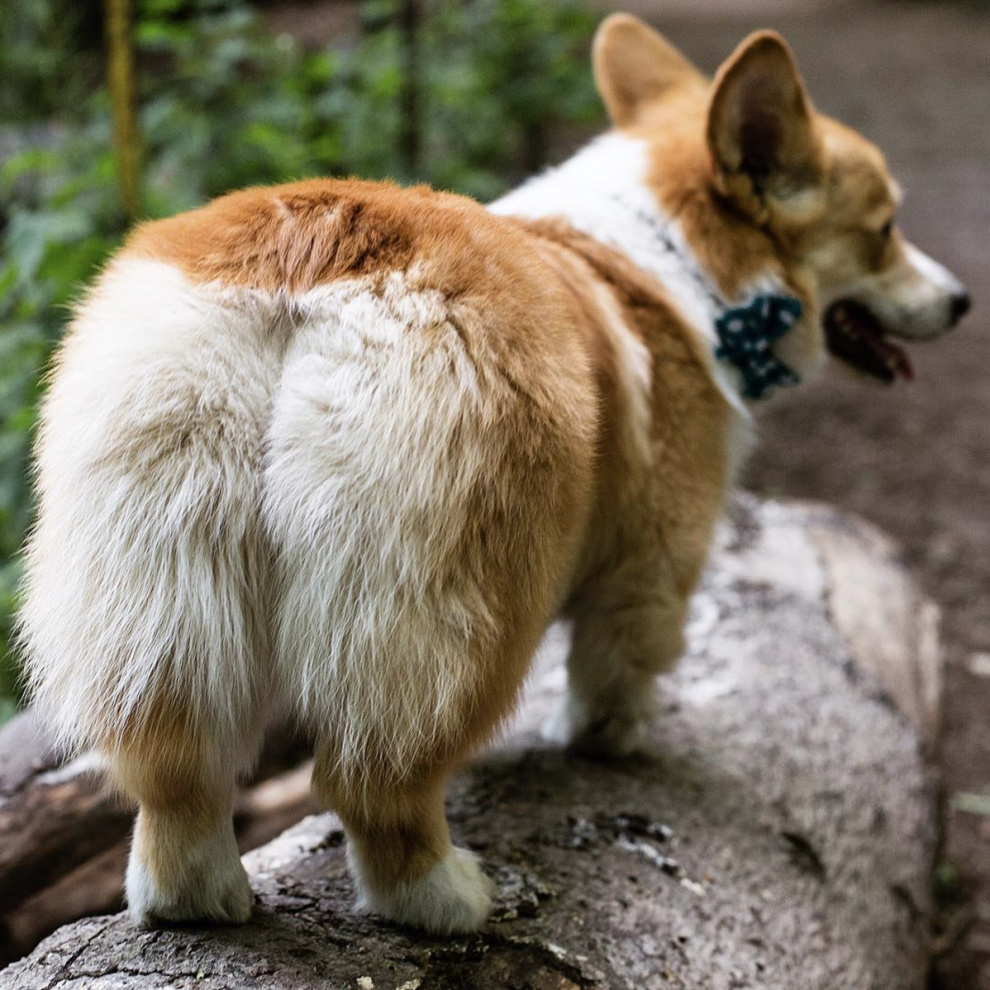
[126,820,253,927]
[353,845,493,934]
[547,701,647,758]
[545,686,655,758]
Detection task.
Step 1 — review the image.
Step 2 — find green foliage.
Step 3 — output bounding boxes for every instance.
[0,0,603,721]
[338,0,602,198]
[136,1,347,212]
[0,1,102,122]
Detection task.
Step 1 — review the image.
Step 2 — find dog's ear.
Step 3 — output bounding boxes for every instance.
[593,14,705,126]
[707,31,825,222]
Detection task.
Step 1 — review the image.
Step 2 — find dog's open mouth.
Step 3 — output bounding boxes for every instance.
[824,300,914,383]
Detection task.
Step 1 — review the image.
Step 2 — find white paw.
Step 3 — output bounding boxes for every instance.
[351,845,493,934]
[545,686,655,758]
[126,818,253,926]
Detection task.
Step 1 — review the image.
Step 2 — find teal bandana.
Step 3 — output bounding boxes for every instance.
[714,294,803,400]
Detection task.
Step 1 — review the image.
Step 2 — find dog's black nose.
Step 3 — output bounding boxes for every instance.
[951,291,971,324]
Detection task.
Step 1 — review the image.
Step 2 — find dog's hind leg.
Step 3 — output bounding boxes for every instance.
[295,583,543,933]
[113,711,262,926]
[313,750,494,935]
[553,554,690,758]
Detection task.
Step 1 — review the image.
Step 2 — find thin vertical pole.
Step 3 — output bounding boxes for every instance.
[398,0,420,180]
[105,0,141,222]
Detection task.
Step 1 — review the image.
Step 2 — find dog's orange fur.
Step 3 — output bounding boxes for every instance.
[523,219,735,593]
[128,179,524,296]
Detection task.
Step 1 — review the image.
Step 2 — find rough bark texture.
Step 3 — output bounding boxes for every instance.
[1,496,941,989]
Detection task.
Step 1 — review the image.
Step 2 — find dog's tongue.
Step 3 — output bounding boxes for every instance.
[825,301,914,382]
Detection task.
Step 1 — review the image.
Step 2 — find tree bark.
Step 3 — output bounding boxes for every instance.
[0,496,941,989]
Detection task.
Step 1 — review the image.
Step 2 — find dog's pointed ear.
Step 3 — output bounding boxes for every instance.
[707,32,825,221]
[594,14,705,126]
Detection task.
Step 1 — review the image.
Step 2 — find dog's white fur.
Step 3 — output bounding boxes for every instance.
[264,270,514,784]
[21,259,277,753]
[25,260,539,776]
[349,843,493,934]
[845,242,965,339]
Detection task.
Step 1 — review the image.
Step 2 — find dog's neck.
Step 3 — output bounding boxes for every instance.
[489,133,799,411]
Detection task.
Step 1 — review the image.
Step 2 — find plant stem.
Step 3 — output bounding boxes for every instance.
[104,0,141,222]
[398,0,421,180]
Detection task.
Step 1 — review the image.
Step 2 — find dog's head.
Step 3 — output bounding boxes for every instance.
[593,15,969,384]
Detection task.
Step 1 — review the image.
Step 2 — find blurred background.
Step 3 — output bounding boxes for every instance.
[0,0,987,985]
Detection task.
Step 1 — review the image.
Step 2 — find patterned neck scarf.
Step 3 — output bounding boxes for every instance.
[714,294,803,400]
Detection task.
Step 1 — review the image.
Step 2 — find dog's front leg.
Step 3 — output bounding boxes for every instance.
[550,563,687,757]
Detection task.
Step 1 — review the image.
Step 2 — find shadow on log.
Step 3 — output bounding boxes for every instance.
[0,496,941,988]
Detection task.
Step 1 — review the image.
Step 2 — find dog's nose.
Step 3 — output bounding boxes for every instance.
[951,290,971,324]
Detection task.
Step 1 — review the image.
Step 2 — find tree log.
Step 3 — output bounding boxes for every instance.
[0,496,941,988]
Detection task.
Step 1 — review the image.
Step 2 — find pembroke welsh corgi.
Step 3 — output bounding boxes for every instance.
[18,14,968,934]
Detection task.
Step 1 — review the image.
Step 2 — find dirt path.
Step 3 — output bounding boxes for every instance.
[625,2,990,985]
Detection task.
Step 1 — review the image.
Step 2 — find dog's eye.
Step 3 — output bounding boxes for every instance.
[879,219,894,239]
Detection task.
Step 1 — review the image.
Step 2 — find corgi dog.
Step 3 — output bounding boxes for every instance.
[19,15,968,935]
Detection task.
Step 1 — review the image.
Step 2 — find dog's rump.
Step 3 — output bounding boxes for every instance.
[19,248,596,780]
[261,270,595,785]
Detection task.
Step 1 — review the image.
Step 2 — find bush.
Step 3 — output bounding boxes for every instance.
[0,0,603,721]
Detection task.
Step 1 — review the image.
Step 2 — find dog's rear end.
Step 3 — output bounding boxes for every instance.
[19,186,597,931]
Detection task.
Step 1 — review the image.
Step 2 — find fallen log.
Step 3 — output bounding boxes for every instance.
[0,496,941,988]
